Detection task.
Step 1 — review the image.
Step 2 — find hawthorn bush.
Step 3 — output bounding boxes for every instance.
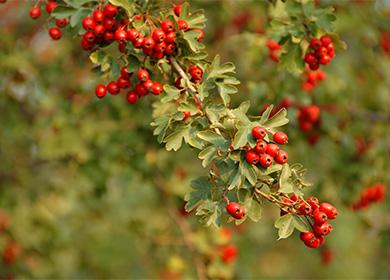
[0,0,389,279]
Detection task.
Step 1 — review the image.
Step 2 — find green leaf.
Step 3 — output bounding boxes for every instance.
[151,115,171,143]
[292,215,311,232]
[197,130,227,147]
[228,166,242,190]
[198,146,217,167]
[182,30,205,53]
[274,214,295,240]
[239,160,257,186]
[51,6,77,19]
[216,83,237,106]
[262,108,289,129]
[246,199,262,222]
[109,0,134,17]
[162,85,181,102]
[207,55,236,80]
[279,40,304,74]
[279,164,294,193]
[184,177,211,212]
[69,8,90,28]
[63,0,90,8]
[164,125,189,151]
[232,126,250,149]
[126,55,141,74]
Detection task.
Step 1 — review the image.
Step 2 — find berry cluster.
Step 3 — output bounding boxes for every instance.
[304,35,335,70]
[380,32,390,55]
[245,127,289,167]
[266,39,282,63]
[95,67,163,104]
[297,105,321,132]
[226,202,246,220]
[28,1,68,41]
[302,67,326,92]
[352,183,386,210]
[298,199,338,248]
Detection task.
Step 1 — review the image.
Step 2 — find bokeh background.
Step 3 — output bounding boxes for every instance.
[0,0,389,278]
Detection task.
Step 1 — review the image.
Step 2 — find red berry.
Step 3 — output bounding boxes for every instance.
[115,29,127,42]
[103,31,114,42]
[165,31,176,43]
[252,126,267,140]
[152,29,166,43]
[173,4,182,17]
[135,83,148,96]
[298,202,312,215]
[304,237,321,248]
[45,1,58,14]
[300,231,315,242]
[95,84,107,98]
[189,65,203,82]
[273,131,288,145]
[137,68,150,82]
[133,36,144,48]
[226,202,245,219]
[254,140,267,154]
[319,203,338,220]
[266,143,280,157]
[304,53,317,65]
[259,153,273,168]
[165,43,176,56]
[246,150,260,165]
[313,222,332,236]
[83,31,96,42]
[318,235,325,246]
[143,79,154,91]
[320,35,332,47]
[127,29,140,42]
[307,197,319,211]
[55,18,68,28]
[319,55,331,65]
[275,150,288,164]
[104,4,118,18]
[103,18,116,31]
[93,10,105,23]
[313,209,328,225]
[117,77,130,89]
[183,111,191,120]
[309,62,320,71]
[82,17,96,31]
[29,7,41,19]
[178,19,188,31]
[94,24,105,37]
[221,245,238,263]
[151,82,163,95]
[154,41,166,53]
[310,38,322,50]
[81,39,94,51]
[143,36,156,50]
[152,51,164,60]
[48,27,62,40]
[127,91,138,104]
[161,20,175,33]
[107,81,119,95]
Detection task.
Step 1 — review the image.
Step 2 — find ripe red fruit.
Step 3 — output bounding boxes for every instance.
[319,55,331,65]
[252,126,267,140]
[304,53,317,65]
[221,245,238,263]
[143,79,154,91]
[154,41,166,53]
[103,18,116,31]
[143,36,156,49]
[137,68,150,82]
[120,67,131,79]
[135,83,148,96]
[56,18,68,28]
[273,131,288,145]
[117,77,130,89]
[254,140,267,154]
[173,4,182,17]
[152,51,164,60]
[127,29,140,42]
[189,65,203,81]
[161,20,175,33]
[152,29,166,43]
[165,43,176,56]
[83,31,96,42]
[29,7,41,19]
[95,84,107,98]
[133,36,144,48]
[81,39,94,51]
[313,209,328,225]
[178,19,189,31]
[226,202,245,219]
[151,82,163,95]
[48,27,62,40]
[319,202,338,220]
[246,150,260,165]
[298,202,312,215]
[93,10,105,23]
[127,91,138,104]
[259,153,273,168]
[300,231,315,242]
[103,31,114,42]
[307,196,319,211]
[313,222,332,236]
[266,143,280,157]
[304,237,321,248]
[82,17,96,31]
[45,1,58,14]
[309,62,320,71]
[104,4,118,18]
[183,111,191,121]
[165,31,177,43]
[107,81,119,95]
[115,29,127,42]
[310,38,321,50]
[275,150,288,164]
[94,24,105,37]
[320,35,332,47]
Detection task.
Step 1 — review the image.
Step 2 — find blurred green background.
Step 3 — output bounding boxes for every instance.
[0,0,389,279]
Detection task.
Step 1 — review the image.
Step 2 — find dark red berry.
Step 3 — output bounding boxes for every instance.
[310,38,321,50]
[320,35,332,47]
[307,197,319,211]
[133,36,144,48]
[154,41,166,53]
[161,20,175,33]
[300,231,315,242]
[117,77,130,89]
[115,29,127,42]
[45,1,58,14]
[259,153,273,168]
[304,237,320,248]
[107,81,119,95]
[55,18,68,28]
[152,29,166,43]
[151,82,163,95]
[135,83,148,96]
[143,80,154,91]
[127,29,140,42]
[104,4,118,18]
[178,19,188,31]
[226,202,246,219]
[275,150,288,164]
[143,36,156,49]
[192,28,205,42]
[246,150,260,165]
[83,31,96,42]
[173,4,182,17]
[298,202,312,215]
[127,91,138,104]
[137,68,150,82]
[165,43,176,56]
[313,222,332,236]
[252,126,267,140]
[93,10,105,23]
[266,143,280,157]
[319,202,338,220]
[94,24,105,37]
[183,111,191,120]
[95,84,107,98]
[103,18,116,31]
[29,7,41,19]
[82,17,96,31]
[103,31,114,42]
[254,140,267,154]
[189,65,203,82]
[273,131,288,145]
[313,209,328,225]
[304,53,317,65]
[165,31,176,43]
